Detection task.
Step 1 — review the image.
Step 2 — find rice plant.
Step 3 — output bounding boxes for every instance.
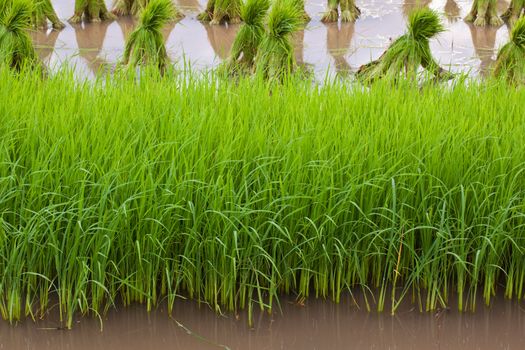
[223,0,270,75]
[0,0,38,71]
[254,0,302,82]
[464,0,503,26]
[70,0,116,23]
[197,0,241,24]
[356,8,452,82]
[493,16,525,83]
[321,0,360,23]
[501,0,525,27]
[31,0,65,29]
[121,0,173,72]
[112,0,183,20]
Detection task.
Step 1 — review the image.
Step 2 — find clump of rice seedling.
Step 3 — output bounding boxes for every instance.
[197,0,241,24]
[501,0,525,27]
[0,0,38,71]
[321,0,360,23]
[254,0,302,82]
[223,0,269,75]
[70,0,116,23]
[356,8,452,82]
[112,0,183,20]
[31,0,65,29]
[493,16,525,83]
[464,0,503,26]
[121,0,173,72]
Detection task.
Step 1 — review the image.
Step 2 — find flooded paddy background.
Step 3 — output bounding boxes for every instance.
[33,0,513,80]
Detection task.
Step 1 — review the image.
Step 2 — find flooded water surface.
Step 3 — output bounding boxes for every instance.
[32,0,513,79]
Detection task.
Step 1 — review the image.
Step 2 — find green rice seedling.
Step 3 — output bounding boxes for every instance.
[0,0,38,71]
[501,0,525,27]
[197,0,241,25]
[121,0,173,72]
[112,0,183,20]
[493,16,525,83]
[321,0,360,23]
[254,0,302,82]
[464,0,503,26]
[31,0,65,29]
[223,0,269,75]
[70,0,116,23]
[356,8,452,83]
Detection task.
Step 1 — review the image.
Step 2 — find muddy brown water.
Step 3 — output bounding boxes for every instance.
[1,296,525,349]
[32,0,512,80]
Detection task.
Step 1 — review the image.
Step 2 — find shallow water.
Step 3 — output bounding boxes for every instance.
[31,0,513,80]
[1,296,525,350]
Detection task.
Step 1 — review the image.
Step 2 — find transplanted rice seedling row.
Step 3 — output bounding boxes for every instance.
[0,68,525,327]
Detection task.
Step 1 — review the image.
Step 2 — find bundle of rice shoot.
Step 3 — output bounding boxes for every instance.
[254,0,302,82]
[464,0,503,26]
[321,0,360,23]
[224,0,269,75]
[197,0,241,25]
[493,16,525,83]
[31,0,65,29]
[121,0,173,72]
[112,0,183,20]
[501,0,525,27]
[0,0,38,71]
[356,8,452,82]
[70,0,116,23]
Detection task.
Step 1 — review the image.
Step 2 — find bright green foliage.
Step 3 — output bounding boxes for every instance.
[502,0,525,27]
[356,9,452,82]
[0,0,38,71]
[197,0,241,25]
[112,0,183,19]
[321,0,360,23]
[464,0,503,26]
[224,0,270,75]
[493,17,525,83]
[255,0,302,82]
[121,0,173,72]
[31,0,65,29]
[70,0,115,23]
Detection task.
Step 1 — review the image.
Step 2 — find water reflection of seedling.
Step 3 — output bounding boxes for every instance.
[31,0,65,29]
[493,17,525,83]
[444,0,461,22]
[356,9,453,82]
[321,0,360,23]
[29,28,60,64]
[72,21,112,75]
[325,22,354,76]
[205,23,239,60]
[197,0,241,24]
[70,0,116,23]
[465,0,504,26]
[501,0,525,27]
[112,0,184,20]
[466,22,499,76]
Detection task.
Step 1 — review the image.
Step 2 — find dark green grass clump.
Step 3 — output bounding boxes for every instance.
[112,0,183,19]
[502,0,525,27]
[31,0,65,29]
[198,0,241,25]
[356,8,452,82]
[254,0,302,82]
[223,0,269,75]
[0,0,38,71]
[70,0,115,23]
[321,0,360,23]
[464,0,503,26]
[493,17,525,83]
[121,0,173,72]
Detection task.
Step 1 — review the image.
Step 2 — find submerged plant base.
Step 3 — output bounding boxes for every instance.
[197,0,241,25]
[112,0,184,20]
[31,0,65,29]
[464,0,503,26]
[321,0,360,23]
[69,0,116,23]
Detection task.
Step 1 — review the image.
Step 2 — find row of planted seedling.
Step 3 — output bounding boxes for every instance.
[1,0,525,83]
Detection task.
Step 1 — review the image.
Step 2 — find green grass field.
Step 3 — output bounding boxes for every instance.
[1,69,525,327]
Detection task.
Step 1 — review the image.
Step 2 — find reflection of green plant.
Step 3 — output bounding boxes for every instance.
[224,0,269,75]
[255,0,301,82]
[121,0,173,72]
[31,0,65,29]
[357,9,452,82]
[198,0,241,25]
[321,0,360,23]
[70,0,115,23]
[502,0,525,27]
[0,0,38,71]
[112,0,183,19]
[464,0,503,26]
[493,17,525,83]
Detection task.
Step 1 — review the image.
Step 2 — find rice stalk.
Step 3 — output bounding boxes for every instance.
[501,0,525,27]
[197,0,241,25]
[356,8,452,83]
[31,0,65,29]
[70,0,116,23]
[464,0,503,26]
[112,0,183,20]
[493,16,525,83]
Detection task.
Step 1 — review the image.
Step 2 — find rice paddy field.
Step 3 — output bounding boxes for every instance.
[2,0,525,349]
